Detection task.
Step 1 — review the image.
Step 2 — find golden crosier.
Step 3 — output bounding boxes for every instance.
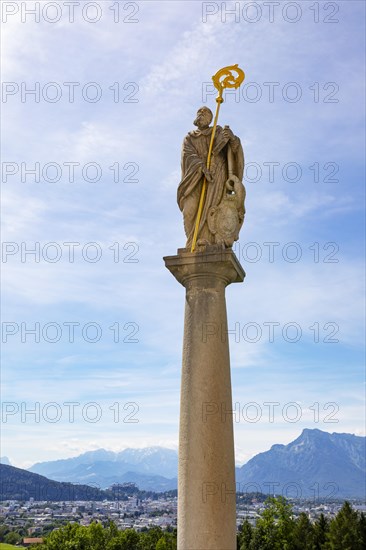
[190,64,245,253]
[212,64,245,94]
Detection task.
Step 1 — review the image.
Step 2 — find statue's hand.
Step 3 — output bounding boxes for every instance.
[223,126,235,143]
[202,166,213,183]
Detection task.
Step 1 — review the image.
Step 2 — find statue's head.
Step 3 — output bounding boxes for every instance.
[194,107,213,129]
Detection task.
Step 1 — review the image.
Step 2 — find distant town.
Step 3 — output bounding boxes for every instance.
[1,490,365,541]
[1,430,365,545]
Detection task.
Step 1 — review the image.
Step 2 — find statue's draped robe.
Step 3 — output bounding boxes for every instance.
[177,125,244,248]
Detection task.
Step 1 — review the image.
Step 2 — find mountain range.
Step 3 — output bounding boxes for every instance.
[0,463,109,501]
[236,429,365,498]
[20,430,366,498]
[29,447,178,491]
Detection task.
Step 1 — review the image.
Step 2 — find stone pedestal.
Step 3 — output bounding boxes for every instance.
[164,247,245,550]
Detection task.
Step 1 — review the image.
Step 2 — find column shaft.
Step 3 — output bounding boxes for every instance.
[164,248,244,550]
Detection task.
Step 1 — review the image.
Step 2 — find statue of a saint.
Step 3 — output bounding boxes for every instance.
[178,106,245,250]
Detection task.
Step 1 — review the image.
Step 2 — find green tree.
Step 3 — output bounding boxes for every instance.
[239,518,253,549]
[106,528,140,550]
[0,524,9,542]
[249,520,273,550]
[156,538,169,550]
[251,496,295,550]
[292,512,316,549]
[325,501,363,550]
[40,522,98,549]
[4,530,22,545]
[314,513,329,549]
[358,512,366,547]
[138,527,164,550]
[155,532,177,550]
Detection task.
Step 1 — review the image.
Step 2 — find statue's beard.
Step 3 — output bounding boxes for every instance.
[194,116,209,128]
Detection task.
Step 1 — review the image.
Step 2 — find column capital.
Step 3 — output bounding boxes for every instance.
[164,246,245,289]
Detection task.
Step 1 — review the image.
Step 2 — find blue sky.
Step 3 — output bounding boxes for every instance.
[1,0,365,469]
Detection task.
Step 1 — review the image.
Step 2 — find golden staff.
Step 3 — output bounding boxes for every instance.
[190,64,245,253]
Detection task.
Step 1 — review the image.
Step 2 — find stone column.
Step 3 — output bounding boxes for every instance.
[164,246,245,550]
